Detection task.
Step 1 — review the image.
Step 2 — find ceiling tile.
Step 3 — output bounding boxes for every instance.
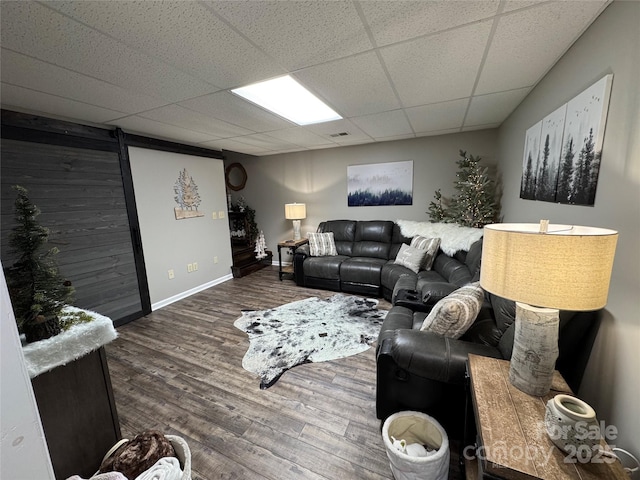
[465,88,531,126]
[475,1,608,94]
[1,49,164,114]
[350,110,413,139]
[46,1,284,89]
[462,123,502,132]
[294,51,400,117]
[0,1,214,102]
[360,0,499,46]
[381,21,493,107]
[139,104,252,139]
[207,0,373,70]
[202,138,273,156]
[303,119,372,144]
[226,133,301,151]
[179,91,293,133]
[265,128,335,148]
[107,115,220,145]
[0,83,126,124]
[406,99,469,133]
[502,1,548,14]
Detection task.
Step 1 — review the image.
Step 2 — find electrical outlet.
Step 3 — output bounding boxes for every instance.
[168,269,175,279]
[218,211,225,219]
[214,256,218,264]
[193,262,198,271]
[187,263,193,273]
[212,211,217,220]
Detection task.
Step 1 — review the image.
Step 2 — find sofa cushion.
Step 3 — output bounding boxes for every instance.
[340,257,387,285]
[303,255,349,279]
[319,220,356,256]
[308,232,338,256]
[432,254,473,287]
[394,244,428,273]
[420,282,484,339]
[410,236,441,270]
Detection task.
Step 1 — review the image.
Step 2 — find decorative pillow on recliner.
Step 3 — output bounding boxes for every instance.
[420,282,484,339]
[410,236,441,270]
[394,243,428,273]
[307,232,338,256]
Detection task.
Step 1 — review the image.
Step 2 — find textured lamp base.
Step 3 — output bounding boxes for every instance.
[292,219,301,241]
[509,302,559,396]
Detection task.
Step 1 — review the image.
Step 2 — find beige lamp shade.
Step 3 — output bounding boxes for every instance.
[285,203,306,220]
[480,223,618,311]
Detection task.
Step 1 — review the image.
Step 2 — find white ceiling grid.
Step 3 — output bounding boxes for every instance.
[0,0,609,156]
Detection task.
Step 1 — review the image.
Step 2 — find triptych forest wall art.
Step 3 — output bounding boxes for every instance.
[347,160,413,207]
[520,74,613,206]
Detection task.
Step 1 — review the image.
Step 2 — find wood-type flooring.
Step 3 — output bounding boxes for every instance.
[105,267,463,479]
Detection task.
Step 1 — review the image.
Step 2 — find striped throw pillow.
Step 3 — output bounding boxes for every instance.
[409,236,441,270]
[308,232,338,256]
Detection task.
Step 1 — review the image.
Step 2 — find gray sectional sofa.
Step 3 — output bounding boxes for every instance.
[293,219,481,302]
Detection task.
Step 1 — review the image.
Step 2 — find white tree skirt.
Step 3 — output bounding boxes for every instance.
[21,306,117,378]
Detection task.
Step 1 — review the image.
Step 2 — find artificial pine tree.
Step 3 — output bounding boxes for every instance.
[427,188,446,222]
[428,150,500,228]
[4,186,74,343]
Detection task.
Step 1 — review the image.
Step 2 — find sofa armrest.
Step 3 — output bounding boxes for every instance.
[293,245,310,286]
[380,329,503,385]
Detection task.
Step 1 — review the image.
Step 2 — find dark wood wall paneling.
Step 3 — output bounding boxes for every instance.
[0,135,146,325]
[1,110,225,325]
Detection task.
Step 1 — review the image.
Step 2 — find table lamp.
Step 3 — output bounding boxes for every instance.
[285,203,306,241]
[480,222,618,396]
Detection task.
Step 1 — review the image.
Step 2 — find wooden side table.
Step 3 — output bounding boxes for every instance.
[278,238,308,281]
[466,354,627,480]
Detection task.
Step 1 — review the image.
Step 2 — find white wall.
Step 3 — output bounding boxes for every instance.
[128,147,233,308]
[496,1,639,455]
[0,267,55,480]
[225,130,498,262]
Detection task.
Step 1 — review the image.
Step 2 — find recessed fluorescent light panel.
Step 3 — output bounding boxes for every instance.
[231,75,342,126]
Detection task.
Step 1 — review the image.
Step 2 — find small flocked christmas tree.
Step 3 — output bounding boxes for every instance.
[428,150,500,228]
[4,186,74,343]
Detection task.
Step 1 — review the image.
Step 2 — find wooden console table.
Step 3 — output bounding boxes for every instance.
[466,354,627,480]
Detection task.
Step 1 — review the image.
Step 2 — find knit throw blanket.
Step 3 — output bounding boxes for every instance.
[396,220,484,256]
[234,295,387,389]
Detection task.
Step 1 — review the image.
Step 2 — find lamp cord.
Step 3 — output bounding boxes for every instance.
[600,447,640,476]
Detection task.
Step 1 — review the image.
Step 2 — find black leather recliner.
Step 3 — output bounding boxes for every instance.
[376,292,602,436]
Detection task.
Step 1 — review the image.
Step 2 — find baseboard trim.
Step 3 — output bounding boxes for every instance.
[152,274,234,311]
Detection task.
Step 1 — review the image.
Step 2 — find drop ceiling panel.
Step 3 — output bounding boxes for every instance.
[406,99,469,133]
[475,1,608,94]
[207,0,373,70]
[294,51,400,118]
[304,119,371,145]
[350,110,413,139]
[465,88,531,126]
[139,104,251,139]
[225,133,301,151]
[381,21,493,107]
[0,1,214,102]
[46,1,284,89]
[360,0,499,47]
[0,49,164,114]
[178,91,293,133]
[1,83,126,124]
[201,138,272,156]
[265,128,335,148]
[107,116,220,145]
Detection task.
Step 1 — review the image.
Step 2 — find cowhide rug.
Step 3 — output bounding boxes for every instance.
[234,294,387,389]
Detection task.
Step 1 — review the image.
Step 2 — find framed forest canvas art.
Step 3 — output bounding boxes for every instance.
[520,74,613,206]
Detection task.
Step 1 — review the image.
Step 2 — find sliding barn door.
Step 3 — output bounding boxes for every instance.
[1,137,147,324]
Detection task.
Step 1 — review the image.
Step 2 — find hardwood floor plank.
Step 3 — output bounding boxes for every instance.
[105,268,425,479]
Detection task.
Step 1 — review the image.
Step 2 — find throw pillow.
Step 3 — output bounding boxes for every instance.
[307,232,338,256]
[420,282,484,339]
[410,236,441,270]
[394,243,428,273]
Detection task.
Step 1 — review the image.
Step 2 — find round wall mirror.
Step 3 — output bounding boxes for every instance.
[225,162,247,191]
